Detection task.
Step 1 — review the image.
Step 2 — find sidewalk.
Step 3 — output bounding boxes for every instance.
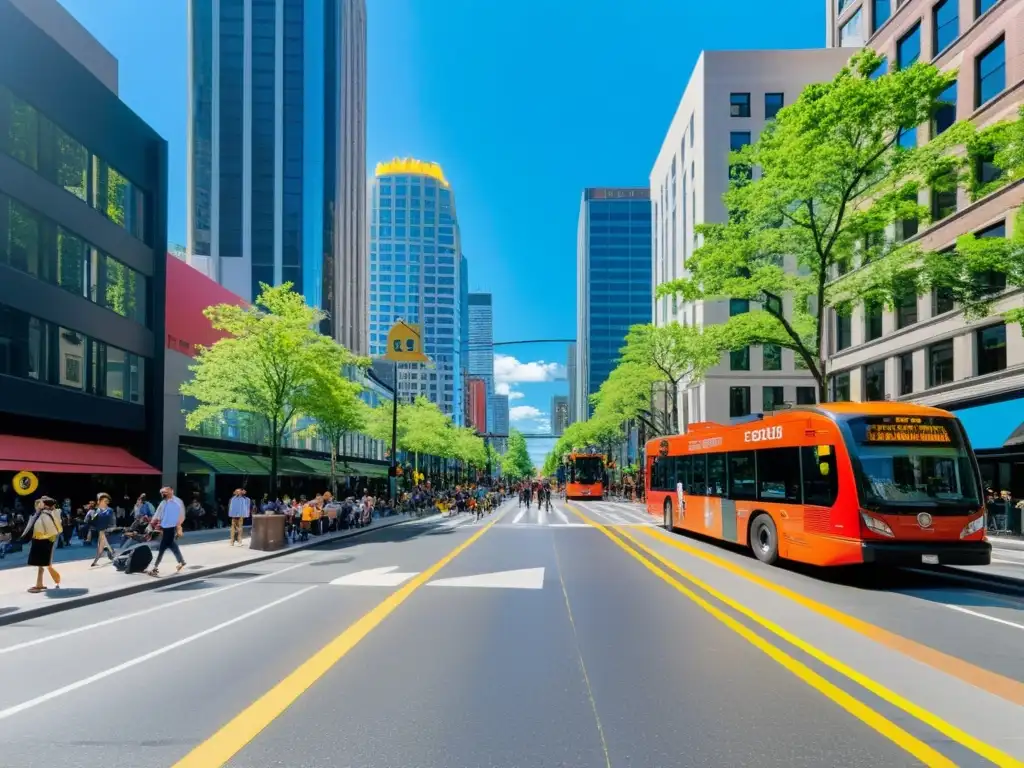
[0,513,429,626]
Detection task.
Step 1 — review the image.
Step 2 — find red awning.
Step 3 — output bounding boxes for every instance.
[0,435,161,475]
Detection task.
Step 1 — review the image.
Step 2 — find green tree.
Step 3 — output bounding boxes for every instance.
[657,50,959,400]
[502,429,534,479]
[181,282,360,494]
[299,373,370,497]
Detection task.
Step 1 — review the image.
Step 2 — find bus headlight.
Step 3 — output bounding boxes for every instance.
[960,515,985,539]
[860,512,894,538]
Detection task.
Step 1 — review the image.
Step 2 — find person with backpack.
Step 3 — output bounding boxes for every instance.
[85,492,116,567]
[23,496,62,593]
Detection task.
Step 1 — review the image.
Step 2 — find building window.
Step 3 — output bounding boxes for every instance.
[840,8,864,47]
[977,324,1006,376]
[870,57,889,80]
[765,93,784,119]
[730,93,751,118]
[933,286,955,315]
[898,352,914,395]
[931,174,958,220]
[974,222,1007,294]
[897,23,921,69]
[763,343,782,371]
[689,113,694,146]
[729,132,752,182]
[896,293,918,329]
[932,82,957,137]
[729,386,751,418]
[763,385,784,412]
[729,298,749,316]
[831,371,851,402]
[865,302,883,341]
[839,0,852,10]
[927,339,954,387]
[796,386,817,405]
[730,346,750,371]
[975,150,1003,191]
[864,360,886,400]
[933,0,959,54]
[873,0,891,32]
[835,312,852,352]
[898,126,917,149]
[976,38,1005,108]
[976,0,998,17]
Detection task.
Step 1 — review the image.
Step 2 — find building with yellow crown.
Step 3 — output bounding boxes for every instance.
[370,158,466,424]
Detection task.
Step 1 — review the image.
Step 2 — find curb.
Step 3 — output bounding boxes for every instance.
[0,514,426,627]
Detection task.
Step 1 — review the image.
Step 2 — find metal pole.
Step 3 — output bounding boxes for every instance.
[389,360,398,501]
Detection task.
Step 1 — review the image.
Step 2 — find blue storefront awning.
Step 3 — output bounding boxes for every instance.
[952,397,1024,451]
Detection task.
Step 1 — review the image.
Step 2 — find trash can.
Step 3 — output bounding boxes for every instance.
[250,514,287,551]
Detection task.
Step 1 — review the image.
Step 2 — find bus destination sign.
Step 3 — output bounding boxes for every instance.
[865,419,951,444]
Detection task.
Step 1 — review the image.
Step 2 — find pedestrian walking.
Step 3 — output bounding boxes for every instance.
[227,488,248,546]
[85,492,116,567]
[23,496,62,593]
[148,486,187,577]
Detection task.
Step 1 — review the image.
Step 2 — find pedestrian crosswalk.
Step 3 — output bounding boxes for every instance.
[432,500,658,530]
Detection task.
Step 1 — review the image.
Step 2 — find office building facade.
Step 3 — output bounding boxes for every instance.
[468,292,494,431]
[491,393,509,453]
[551,395,570,436]
[823,0,1024,499]
[566,342,577,424]
[650,49,850,429]
[187,0,368,354]
[369,159,464,423]
[0,0,168,486]
[574,188,652,422]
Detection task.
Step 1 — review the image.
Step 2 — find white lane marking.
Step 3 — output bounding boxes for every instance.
[945,603,1024,632]
[991,558,1024,565]
[552,507,569,524]
[539,504,548,526]
[0,585,316,721]
[429,567,545,590]
[0,561,310,655]
[495,523,592,528]
[512,507,527,524]
[330,566,419,587]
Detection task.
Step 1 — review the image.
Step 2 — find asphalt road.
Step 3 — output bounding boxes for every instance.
[0,497,1021,767]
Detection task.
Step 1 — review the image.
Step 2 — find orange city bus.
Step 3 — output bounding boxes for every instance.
[566,453,606,501]
[645,402,991,568]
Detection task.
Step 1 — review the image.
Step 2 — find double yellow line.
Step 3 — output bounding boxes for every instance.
[567,503,1023,768]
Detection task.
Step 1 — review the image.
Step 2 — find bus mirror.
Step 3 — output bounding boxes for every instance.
[819,462,831,476]
[817,445,831,457]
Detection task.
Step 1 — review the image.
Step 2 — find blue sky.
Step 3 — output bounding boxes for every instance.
[57,0,827,466]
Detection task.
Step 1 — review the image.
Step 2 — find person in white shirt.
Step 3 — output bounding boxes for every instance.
[227,488,249,546]
[149,486,186,576]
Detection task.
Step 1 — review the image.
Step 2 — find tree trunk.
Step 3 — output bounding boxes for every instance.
[330,443,338,498]
[269,417,280,497]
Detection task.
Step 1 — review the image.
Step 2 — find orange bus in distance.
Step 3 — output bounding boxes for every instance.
[566,453,605,500]
[645,403,990,568]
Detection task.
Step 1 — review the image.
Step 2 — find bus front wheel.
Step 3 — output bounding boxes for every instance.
[663,499,673,530]
[749,514,779,565]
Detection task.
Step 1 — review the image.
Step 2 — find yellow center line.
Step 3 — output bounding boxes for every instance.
[568,503,1022,768]
[640,524,1024,708]
[172,516,499,768]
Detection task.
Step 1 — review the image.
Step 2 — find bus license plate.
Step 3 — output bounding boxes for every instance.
[921,554,939,564]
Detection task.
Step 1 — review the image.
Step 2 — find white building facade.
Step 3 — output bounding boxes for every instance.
[649,49,851,429]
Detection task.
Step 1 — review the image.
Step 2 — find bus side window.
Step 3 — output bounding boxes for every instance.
[728,451,757,500]
[758,447,801,503]
[801,446,838,506]
[651,458,663,491]
[707,454,726,497]
[677,455,691,493]
[690,455,707,495]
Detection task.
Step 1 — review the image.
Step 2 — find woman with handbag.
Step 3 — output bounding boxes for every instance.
[23,496,62,593]
[85,492,116,567]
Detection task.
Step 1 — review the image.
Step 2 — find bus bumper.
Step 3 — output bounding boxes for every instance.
[860,540,991,567]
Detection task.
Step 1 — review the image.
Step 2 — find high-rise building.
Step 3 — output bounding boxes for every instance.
[369,158,464,422]
[650,49,849,428]
[187,0,368,354]
[551,395,569,436]
[823,2,1023,494]
[467,377,487,433]
[566,342,577,424]
[468,292,494,431]
[492,394,509,437]
[0,0,168,474]
[574,188,652,422]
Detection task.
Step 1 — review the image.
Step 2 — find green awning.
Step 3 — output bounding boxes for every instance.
[344,461,389,478]
[298,458,337,476]
[183,448,270,475]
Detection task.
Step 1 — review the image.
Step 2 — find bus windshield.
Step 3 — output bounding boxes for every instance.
[845,416,981,511]
[571,457,603,484]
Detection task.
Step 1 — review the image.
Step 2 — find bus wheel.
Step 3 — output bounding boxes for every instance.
[663,499,673,530]
[750,514,779,565]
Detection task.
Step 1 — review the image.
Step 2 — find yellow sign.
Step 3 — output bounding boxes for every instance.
[385,321,429,362]
[13,471,38,496]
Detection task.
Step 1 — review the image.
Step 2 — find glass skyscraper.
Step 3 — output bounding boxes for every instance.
[369,159,464,424]
[574,188,652,421]
[187,0,368,354]
[468,292,494,432]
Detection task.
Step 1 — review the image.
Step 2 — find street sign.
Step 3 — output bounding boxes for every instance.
[384,320,429,362]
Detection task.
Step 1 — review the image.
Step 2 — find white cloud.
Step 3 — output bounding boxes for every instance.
[494,354,566,385]
[494,380,527,401]
[507,391,525,400]
[510,405,544,422]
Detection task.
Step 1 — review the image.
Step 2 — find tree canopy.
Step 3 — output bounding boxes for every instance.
[501,430,535,479]
[364,395,488,471]
[181,282,365,493]
[656,50,963,399]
